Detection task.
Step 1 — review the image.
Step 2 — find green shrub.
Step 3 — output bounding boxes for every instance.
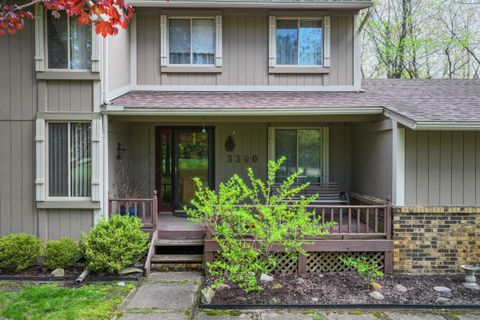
[43,238,81,270]
[0,233,43,272]
[81,215,149,273]
[339,255,384,285]
[187,157,335,292]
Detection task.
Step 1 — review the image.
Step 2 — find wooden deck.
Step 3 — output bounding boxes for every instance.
[109,192,393,274]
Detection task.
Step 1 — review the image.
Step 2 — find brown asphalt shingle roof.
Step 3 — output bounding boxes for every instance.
[110,79,480,124]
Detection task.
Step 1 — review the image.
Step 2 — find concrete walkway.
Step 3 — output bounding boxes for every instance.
[119,272,480,320]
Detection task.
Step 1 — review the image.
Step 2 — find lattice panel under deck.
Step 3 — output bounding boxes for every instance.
[306,252,385,273]
[212,251,385,274]
[271,252,297,274]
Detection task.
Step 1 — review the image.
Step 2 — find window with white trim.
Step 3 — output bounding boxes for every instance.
[48,122,92,198]
[46,11,92,70]
[276,19,323,65]
[160,14,223,68]
[269,16,331,69]
[168,18,215,65]
[270,128,329,183]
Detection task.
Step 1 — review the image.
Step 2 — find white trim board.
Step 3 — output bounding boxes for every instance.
[103,106,384,116]
[131,85,359,92]
[105,85,133,102]
[129,0,372,9]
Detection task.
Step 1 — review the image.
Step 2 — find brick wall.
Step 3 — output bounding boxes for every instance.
[393,207,480,274]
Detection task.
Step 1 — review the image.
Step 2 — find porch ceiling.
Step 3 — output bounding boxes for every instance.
[109,80,480,129]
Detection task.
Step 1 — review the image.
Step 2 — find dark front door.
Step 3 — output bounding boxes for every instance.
[156,127,214,213]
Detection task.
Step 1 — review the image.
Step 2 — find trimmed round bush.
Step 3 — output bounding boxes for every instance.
[82,215,149,273]
[44,238,81,270]
[0,233,43,272]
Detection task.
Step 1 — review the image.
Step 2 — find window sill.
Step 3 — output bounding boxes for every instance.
[161,66,222,73]
[269,66,330,74]
[37,200,100,210]
[36,71,101,80]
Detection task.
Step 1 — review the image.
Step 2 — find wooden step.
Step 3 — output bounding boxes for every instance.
[155,239,204,247]
[155,230,205,239]
[151,254,203,263]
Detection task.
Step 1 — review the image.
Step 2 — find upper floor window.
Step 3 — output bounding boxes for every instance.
[276,19,323,66]
[48,122,92,198]
[168,18,215,65]
[269,15,331,72]
[46,12,92,70]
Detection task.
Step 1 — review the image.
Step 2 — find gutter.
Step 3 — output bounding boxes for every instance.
[129,0,373,9]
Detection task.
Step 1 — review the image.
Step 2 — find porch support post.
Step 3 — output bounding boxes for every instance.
[392,121,405,206]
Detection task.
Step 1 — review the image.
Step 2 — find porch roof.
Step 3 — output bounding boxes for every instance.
[109,79,480,129]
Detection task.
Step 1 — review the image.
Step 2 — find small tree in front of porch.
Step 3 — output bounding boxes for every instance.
[186,157,335,292]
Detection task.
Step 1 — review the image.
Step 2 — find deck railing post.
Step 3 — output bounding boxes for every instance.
[384,196,394,273]
[152,190,158,228]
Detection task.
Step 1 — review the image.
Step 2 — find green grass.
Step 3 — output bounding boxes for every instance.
[0,282,134,320]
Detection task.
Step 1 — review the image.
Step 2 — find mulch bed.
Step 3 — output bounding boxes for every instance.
[208,273,480,306]
[0,266,83,278]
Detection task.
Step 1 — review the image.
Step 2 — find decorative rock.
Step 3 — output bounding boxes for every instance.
[311,297,319,303]
[370,282,383,291]
[51,268,65,277]
[394,284,408,293]
[369,291,385,300]
[296,277,306,285]
[463,282,480,290]
[269,297,279,304]
[433,286,452,293]
[215,283,231,292]
[117,267,143,276]
[117,281,126,287]
[237,296,248,302]
[435,297,451,304]
[201,286,215,304]
[260,273,274,282]
[272,282,283,289]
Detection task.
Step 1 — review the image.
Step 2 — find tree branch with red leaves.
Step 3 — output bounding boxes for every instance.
[0,0,135,37]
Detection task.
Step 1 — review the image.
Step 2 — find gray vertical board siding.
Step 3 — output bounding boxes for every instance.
[405,130,480,206]
[215,124,268,188]
[136,10,354,87]
[43,80,93,112]
[329,123,351,192]
[0,21,36,121]
[350,123,392,200]
[0,121,36,236]
[38,209,93,240]
[107,28,131,92]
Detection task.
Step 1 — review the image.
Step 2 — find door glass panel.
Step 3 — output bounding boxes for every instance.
[160,131,173,205]
[177,131,209,209]
[298,129,322,183]
[275,129,297,182]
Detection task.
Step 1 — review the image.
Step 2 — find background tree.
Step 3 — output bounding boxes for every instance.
[361,0,480,79]
[0,0,135,36]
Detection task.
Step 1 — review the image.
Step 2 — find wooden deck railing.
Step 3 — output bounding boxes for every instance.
[204,198,394,274]
[108,191,158,229]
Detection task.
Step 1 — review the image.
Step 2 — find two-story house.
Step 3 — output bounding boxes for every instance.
[1,0,479,274]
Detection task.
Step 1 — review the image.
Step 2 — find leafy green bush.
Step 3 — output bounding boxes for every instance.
[187,157,335,292]
[339,255,384,285]
[43,238,81,270]
[81,215,149,273]
[0,233,43,272]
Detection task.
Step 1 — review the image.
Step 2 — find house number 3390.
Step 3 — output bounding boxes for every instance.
[227,155,258,163]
